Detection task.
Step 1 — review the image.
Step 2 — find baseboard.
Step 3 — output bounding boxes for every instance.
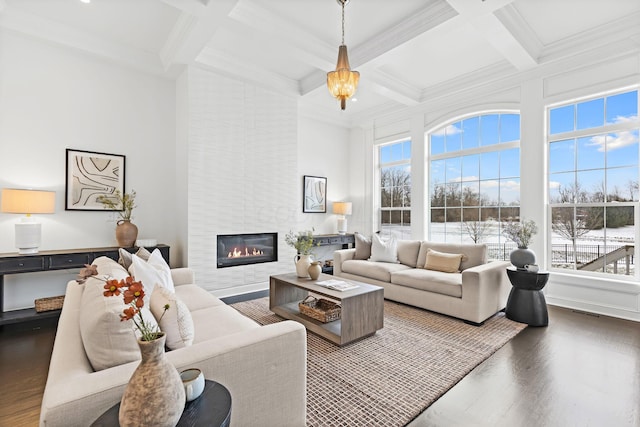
[221,290,269,304]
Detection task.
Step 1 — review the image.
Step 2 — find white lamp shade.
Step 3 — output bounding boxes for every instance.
[1,188,56,214]
[1,188,55,254]
[333,202,352,216]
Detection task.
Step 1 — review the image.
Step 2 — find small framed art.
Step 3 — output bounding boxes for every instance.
[303,175,327,213]
[65,149,126,211]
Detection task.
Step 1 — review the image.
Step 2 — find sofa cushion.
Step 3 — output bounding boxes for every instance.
[150,286,195,350]
[424,249,464,273]
[391,269,463,298]
[79,275,159,371]
[174,284,226,312]
[369,234,398,263]
[342,259,411,282]
[397,240,421,267]
[354,232,372,260]
[417,242,487,271]
[191,305,260,343]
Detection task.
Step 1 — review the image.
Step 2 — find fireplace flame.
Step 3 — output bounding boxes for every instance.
[227,247,264,258]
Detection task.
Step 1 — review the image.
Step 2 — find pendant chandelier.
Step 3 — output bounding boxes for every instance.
[327,0,359,111]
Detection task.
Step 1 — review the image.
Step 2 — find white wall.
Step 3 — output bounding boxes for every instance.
[182,67,350,296]
[0,31,177,310]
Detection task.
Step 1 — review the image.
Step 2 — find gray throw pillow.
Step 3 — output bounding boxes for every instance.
[354,232,372,260]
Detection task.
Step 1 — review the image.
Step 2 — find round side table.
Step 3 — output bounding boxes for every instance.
[505,267,549,327]
[91,379,232,427]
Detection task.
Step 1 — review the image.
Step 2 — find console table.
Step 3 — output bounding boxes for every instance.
[313,233,355,249]
[0,244,169,326]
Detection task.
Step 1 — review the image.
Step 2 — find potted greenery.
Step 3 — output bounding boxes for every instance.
[502,219,538,270]
[285,229,319,278]
[97,190,138,247]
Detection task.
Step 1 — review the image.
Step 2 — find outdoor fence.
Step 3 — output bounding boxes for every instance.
[487,243,635,274]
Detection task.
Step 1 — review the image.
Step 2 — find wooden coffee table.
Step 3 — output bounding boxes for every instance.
[269,273,384,346]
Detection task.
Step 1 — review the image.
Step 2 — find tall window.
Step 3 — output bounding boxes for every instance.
[429,113,521,259]
[548,89,638,277]
[379,139,411,239]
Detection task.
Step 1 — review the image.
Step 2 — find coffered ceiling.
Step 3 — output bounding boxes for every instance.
[2,0,640,125]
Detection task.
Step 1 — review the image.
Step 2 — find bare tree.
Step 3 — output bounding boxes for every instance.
[551,204,602,266]
[462,221,492,243]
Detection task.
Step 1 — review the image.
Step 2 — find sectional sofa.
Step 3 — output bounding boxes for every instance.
[334,239,512,325]
[40,256,307,427]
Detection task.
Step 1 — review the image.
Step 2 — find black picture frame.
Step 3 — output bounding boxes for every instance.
[303,175,327,213]
[65,148,126,211]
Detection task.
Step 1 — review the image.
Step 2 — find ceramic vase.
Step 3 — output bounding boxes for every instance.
[308,261,322,280]
[294,254,312,278]
[119,333,185,427]
[510,247,536,270]
[116,220,138,248]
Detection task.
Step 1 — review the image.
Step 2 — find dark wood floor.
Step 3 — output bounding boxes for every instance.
[1,305,639,426]
[410,306,640,427]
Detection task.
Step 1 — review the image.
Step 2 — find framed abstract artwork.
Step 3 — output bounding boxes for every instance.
[303,175,327,213]
[65,149,126,211]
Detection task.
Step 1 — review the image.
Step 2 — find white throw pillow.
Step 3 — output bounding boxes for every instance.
[129,249,175,295]
[79,276,159,371]
[150,286,195,350]
[368,234,398,263]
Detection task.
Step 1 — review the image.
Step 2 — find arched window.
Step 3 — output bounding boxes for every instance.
[427,112,520,260]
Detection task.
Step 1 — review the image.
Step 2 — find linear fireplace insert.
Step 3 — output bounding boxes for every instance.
[217,232,278,268]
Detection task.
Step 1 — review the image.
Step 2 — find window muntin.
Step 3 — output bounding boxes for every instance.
[378,139,411,239]
[428,113,521,256]
[548,89,638,277]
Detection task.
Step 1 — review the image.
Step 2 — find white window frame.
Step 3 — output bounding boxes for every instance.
[546,87,639,281]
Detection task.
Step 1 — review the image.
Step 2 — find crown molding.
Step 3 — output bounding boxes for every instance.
[159,12,199,69]
[368,69,421,106]
[539,11,640,64]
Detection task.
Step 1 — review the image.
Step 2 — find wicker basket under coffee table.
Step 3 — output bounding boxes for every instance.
[269,273,384,346]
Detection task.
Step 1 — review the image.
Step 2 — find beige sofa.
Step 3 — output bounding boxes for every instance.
[40,260,307,427]
[334,240,511,325]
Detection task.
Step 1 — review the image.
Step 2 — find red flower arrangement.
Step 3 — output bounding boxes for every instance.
[77,264,169,341]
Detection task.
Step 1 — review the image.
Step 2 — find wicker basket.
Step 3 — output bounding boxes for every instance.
[34,295,65,313]
[298,295,341,323]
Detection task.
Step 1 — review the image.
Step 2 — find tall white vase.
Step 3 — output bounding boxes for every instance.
[294,254,312,278]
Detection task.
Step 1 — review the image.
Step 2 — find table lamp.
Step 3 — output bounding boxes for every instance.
[333,201,352,235]
[1,188,56,254]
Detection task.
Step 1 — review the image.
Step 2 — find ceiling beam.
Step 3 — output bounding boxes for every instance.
[446,0,538,71]
[196,46,300,96]
[159,0,239,69]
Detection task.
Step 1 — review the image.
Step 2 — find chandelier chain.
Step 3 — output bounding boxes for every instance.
[341,1,345,45]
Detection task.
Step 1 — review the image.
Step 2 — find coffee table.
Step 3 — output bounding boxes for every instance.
[269,273,384,346]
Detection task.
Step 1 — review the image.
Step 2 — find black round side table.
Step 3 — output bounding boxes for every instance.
[91,379,232,427]
[505,267,550,327]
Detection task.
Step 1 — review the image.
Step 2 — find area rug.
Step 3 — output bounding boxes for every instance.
[231,297,526,427]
